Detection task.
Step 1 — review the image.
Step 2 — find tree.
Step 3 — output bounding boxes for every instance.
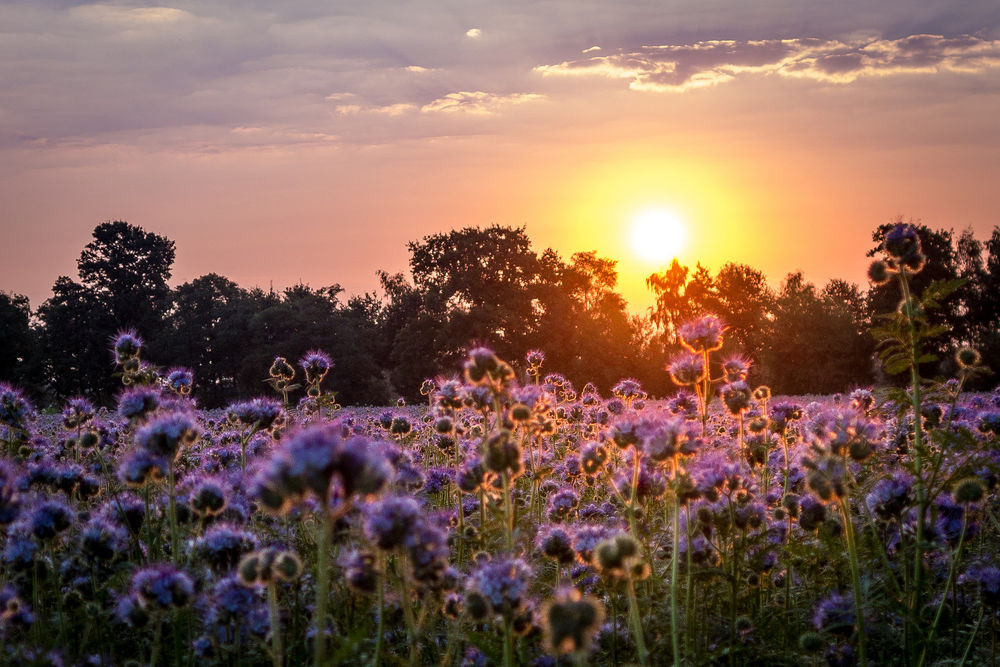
[762,273,873,394]
[38,222,176,403]
[163,273,253,407]
[712,262,774,366]
[0,291,35,386]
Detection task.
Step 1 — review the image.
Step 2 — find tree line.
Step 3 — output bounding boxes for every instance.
[1,220,997,407]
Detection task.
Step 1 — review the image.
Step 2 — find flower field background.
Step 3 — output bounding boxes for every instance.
[1,223,1000,666]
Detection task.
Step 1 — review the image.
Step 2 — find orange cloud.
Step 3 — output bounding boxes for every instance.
[535,34,1000,91]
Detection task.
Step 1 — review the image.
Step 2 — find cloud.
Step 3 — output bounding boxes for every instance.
[420,91,542,115]
[582,46,601,53]
[466,28,482,38]
[535,34,1000,91]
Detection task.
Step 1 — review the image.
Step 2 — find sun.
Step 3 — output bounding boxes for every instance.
[629,207,687,263]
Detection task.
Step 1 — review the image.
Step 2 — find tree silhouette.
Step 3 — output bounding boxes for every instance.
[0,291,34,387]
[38,221,175,402]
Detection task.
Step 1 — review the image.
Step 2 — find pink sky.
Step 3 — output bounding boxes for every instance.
[2,2,999,313]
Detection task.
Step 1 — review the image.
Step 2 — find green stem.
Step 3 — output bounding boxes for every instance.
[373,553,384,667]
[918,510,969,667]
[670,461,682,666]
[502,615,514,667]
[314,500,332,667]
[625,577,650,667]
[502,471,513,552]
[168,461,179,565]
[268,581,283,667]
[840,496,868,667]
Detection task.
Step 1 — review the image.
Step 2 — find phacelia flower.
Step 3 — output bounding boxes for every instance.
[131,564,194,611]
[678,315,725,353]
[135,412,199,461]
[541,587,605,657]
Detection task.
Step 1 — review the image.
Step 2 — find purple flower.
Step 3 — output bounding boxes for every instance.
[166,368,194,395]
[111,329,143,363]
[62,397,95,430]
[117,386,161,422]
[227,397,285,433]
[135,412,199,461]
[678,315,725,353]
[812,591,855,636]
[299,350,333,384]
[131,564,194,610]
[120,449,167,487]
[194,523,258,572]
[866,473,914,520]
[667,353,705,387]
[468,557,533,617]
[547,488,580,522]
[536,524,576,564]
[961,565,1000,607]
[30,500,73,541]
[0,382,34,430]
[81,517,128,562]
[363,496,421,550]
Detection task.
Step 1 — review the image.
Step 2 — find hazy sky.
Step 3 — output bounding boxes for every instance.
[2,0,999,313]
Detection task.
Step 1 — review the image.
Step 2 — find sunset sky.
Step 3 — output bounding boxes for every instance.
[2,1,999,313]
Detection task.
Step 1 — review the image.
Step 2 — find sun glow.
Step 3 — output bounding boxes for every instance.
[629,207,687,263]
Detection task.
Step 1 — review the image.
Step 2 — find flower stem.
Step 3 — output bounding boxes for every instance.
[625,577,650,666]
[314,500,332,667]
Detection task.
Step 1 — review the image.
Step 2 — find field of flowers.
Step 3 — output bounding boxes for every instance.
[2,223,1000,667]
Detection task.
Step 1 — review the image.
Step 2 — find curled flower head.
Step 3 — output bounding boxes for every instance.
[813,591,855,637]
[166,368,194,396]
[541,587,605,657]
[865,472,914,520]
[483,430,522,477]
[434,380,467,410]
[29,500,73,541]
[254,424,391,511]
[592,534,647,580]
[228,397,285,433]
[867,259,895,286]
[678,315,725,353]
[536,524,576,564]
[62,397,95,430]
[194,523,258,573]
[639,415,700,461]
[135,412,200,461]
[0,382,34,430]
[525,349,545,371]
[189,478,227,518]
[667,353,704,387]
[962,565,1000,607]
[131,564,194,611]
[467,557,533,619]
[81,517,128,562]
[120,449,167,488]
[721,381,752,415]
[419,378,436,396]
[238,548,304,586]
[722,356,751,383]
[268,356,295,381]
[884,223,922,262]
[111,330,143,364]
[667,391,699,419]
[611,379,644,402]
[956,346,981,370]
[339,550,379,594]
[363,496,422,550]
[299,350,333,385]
[118,386,161,422]
[464,347,514,387]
